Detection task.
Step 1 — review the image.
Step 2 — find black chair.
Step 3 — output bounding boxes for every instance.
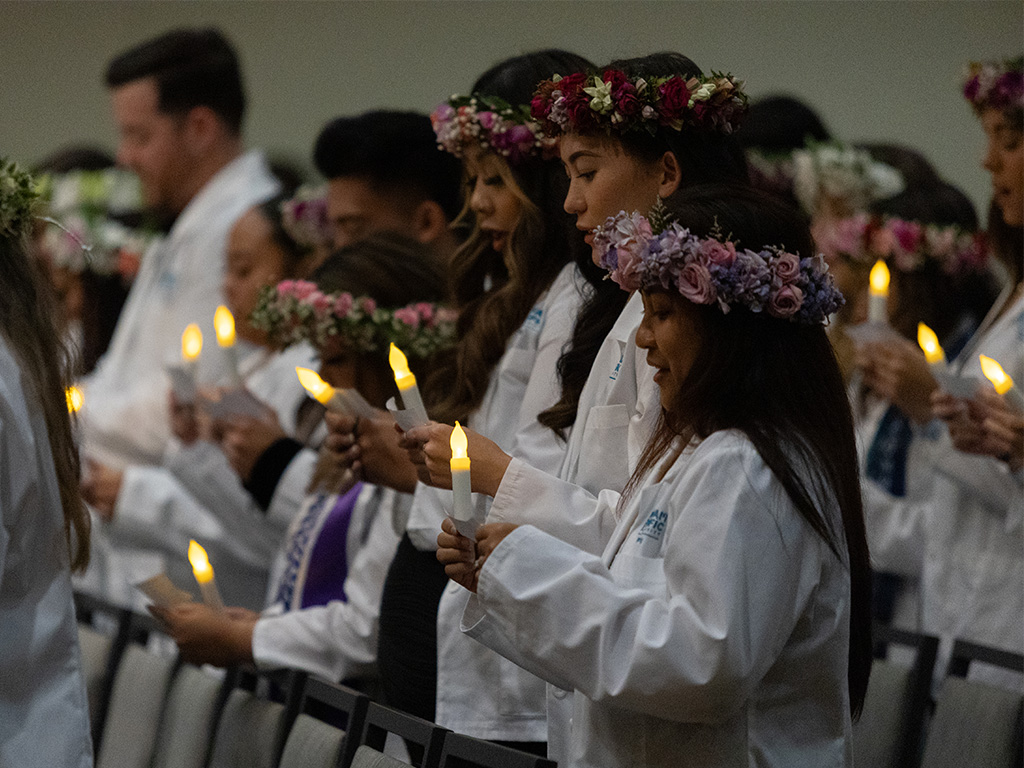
[438,732,556,768]
[919,639,1024,768]
[278,676,370,768]
[351,702,449,768]
[853,623,940,768]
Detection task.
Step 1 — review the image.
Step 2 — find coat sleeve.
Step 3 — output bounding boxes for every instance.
[466,438,832,724]
[250,492,401,681]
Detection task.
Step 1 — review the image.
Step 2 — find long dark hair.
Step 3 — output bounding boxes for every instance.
[629,184,871,717]
[538,52,750,435]
[425,49,592,424]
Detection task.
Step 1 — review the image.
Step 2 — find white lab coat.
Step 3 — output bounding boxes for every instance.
[920,288,1024,686]
[78,341,317,610]
[80,151,279,468]
[405,263,586,741]
[464,431,853,768]
[252,485,404,683]
[0,339,92,767]
[484,289,660,758]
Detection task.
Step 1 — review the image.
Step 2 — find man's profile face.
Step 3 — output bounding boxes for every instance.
[326,176,419,249]
[110,77,191,215]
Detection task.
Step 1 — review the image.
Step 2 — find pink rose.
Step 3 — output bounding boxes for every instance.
[291,280,318,300]
[360,297,377,315]
[393,307,420,328]
[414,302,435,323]
[768,284,804,318]
[676,262,716,305]
[333,292,353,316]
[774,251,801,283]
[310,292,331,316]
[699,239,736,266]
[477,111,497,131]
[889,219,922,255]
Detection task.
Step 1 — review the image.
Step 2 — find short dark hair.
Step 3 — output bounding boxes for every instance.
[313,111,462,222]
[105,28,246,134]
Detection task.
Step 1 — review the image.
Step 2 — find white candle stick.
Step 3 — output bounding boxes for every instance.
[295,367,375,418]
[177,324,203,402]
[867,260,889,325]
[389,343,429,424]
[449,422,476,538]
[188,540,224,611]
[214,306,243,387]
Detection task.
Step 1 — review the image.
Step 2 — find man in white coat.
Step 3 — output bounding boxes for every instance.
[77,28,279,606]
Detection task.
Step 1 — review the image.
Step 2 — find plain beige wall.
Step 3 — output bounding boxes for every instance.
[1,1,1021,216]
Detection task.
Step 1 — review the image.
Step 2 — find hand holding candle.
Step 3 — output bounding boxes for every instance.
[979,354,1024,412]
[188,539,224,611]
[388,343,429,425]
[449,422,476,539]
[214,305,242,387]
[867,260,890,325]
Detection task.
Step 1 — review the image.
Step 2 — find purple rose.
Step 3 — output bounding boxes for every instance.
[477,111,497,131]
[676,262,716,305]
[768,283,804,318]
[774,251,801,283]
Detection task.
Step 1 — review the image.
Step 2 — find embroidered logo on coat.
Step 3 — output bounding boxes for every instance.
[609,351,624,381]
[635,508,668,556]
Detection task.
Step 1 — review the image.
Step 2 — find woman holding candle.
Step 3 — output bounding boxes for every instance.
[152,235,453,685]
[0,160,93,766]
[437,185,869,768]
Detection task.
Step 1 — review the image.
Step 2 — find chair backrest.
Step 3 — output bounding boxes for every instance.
[350,744,418,768]
[206,668,306,768]
[95,642,177,768]
[151,663,231,768]
[437,732,556,768]
[357,702,448,768]
[278,677,369,768]
[919,639,1024,768]
[853,624,939,768]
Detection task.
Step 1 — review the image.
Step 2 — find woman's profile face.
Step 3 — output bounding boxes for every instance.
[981,107,1024,228]
[465,149,523,254]
[224,207,287,344]
[559,133,670,264]
[636,291,702,411]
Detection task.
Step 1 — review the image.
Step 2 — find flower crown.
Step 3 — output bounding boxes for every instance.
[0,158,41,242]
[815,213,987,276]
[530,69,748,138]
[963,56,1024,114]
[280,185,332,251]
[431,94,557,164]
[792,140,904,217]
[251,279,458,358]
[594,203,843,324]
[37,168,153,278]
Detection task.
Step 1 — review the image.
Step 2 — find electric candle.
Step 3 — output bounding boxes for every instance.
[916,323,947,371]
[867,260,890,325]
[178,324,203,402]
[187,539,224,611]
[214,305,242,386]
[388,343,428,423]
[295,366,373,418]
[979,355,1024,412]
[449,422,476,538]
[65,385,83,414]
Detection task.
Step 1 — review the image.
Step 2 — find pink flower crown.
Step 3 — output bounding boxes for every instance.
[431,94,557,164]
[280,185,331,251]
[531,69,748,138]
[963,56,1024,114]
[250,279,458,358]
[595,206,843,324]
[816,214,987,276]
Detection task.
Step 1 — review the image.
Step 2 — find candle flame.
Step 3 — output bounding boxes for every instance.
[450,421,469,460]
[66,385,83,414]
[214,305,236,347]
[869,260,890,296]
[980,354,1014,395]
[916,323,945,365]
[181,324,203,361]
[188,540,214,583]
[296,367,333,405]
[389,343,415,388]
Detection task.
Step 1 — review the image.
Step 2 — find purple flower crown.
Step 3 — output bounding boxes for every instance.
[280,185,331,251]
[531,69,748,138]
[963,57,1024,114]
[595,207,844,324]
[816,214,988,276]
[431,94,557,164]
[250,279,458,358]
